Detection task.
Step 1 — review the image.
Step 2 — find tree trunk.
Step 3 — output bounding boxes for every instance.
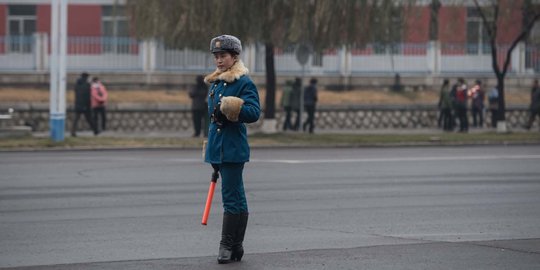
[429,0,441,41]
[264,43,276,119]
[496,75,506,122]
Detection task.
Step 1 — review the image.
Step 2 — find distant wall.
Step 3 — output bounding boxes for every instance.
[0,72,537,92]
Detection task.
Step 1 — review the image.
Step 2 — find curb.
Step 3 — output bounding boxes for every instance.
[1,140,539,152]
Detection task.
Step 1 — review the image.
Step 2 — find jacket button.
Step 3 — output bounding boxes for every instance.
[217,128,221,132]
[224,83,227,86]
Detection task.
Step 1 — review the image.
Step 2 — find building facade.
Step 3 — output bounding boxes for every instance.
[0,0,538,80]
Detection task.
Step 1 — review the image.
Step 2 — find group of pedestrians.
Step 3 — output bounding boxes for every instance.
[280,77,318,134]
[438,78,498,132]
[71,72,108,137]
[438,77,540,132]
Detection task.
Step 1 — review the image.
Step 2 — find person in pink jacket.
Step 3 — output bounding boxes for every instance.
[91,77,108,133]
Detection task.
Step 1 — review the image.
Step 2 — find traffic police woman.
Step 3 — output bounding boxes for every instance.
[204,34,260,264]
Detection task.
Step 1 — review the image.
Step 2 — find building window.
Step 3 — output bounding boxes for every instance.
[101,5,130,53]
[466,7,491,55]
[312,52,323,67]
[7,5,36,53]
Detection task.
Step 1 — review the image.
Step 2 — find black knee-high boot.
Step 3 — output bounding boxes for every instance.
[217,213,239,264]
[231,212,249,261]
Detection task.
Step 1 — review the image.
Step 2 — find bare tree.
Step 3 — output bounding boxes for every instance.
[126,0,417,131]
[127,0,292,127]
[429,0,442,41]
[470,0,540,131]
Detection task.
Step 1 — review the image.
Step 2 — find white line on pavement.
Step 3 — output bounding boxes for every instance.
[250,155,540,164]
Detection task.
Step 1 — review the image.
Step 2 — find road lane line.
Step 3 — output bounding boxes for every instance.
[250,155,540,164]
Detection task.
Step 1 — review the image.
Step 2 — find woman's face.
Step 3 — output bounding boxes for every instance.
[213,52,236,71]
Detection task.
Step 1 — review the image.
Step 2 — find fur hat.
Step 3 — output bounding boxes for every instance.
[210,35,242,55]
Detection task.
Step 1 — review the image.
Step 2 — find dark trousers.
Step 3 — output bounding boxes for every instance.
[456,106,468,132]
[192,109,208,137]
[71,109,97,135]
[217,162,247,214]
[441,108,453,131]
[303,105,316,133]
[472,107,483,128]
[490,109,498,128]
[437,109,444,128]
[282,106,293,131]
[292,109,300,130]
[93,106,107,132]
[526,109,540,129]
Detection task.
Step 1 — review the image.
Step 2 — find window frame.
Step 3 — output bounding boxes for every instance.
[6,5,36,53]
[101,5,130,54]
[466,7,492,55]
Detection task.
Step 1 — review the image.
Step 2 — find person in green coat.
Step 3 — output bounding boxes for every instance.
[203,34,261,264]
[438,79,453,131]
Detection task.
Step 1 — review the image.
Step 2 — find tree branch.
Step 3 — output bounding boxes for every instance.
[501,12,540,75]
[473,0,501,75]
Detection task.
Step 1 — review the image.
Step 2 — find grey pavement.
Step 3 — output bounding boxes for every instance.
[1,146,540,269]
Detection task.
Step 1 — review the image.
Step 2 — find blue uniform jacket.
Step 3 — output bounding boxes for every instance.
[204,61,260,164]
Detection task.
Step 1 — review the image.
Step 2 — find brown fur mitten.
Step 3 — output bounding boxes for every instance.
[220,96,244,122]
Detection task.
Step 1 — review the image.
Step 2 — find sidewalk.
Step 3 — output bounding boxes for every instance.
[2,127,537,152]
[32,127,534,138]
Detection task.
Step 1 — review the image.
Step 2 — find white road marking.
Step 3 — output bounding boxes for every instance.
[250,155,540,164]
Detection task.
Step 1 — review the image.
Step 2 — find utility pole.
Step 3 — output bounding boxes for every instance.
[49,0,68,141]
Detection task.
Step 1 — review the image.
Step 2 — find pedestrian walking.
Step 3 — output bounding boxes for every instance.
[488,86,499,128]
[303,78,318,134]
[524,79,540,130]
[438,79,453,131]
[281,80,294,131]
[90,77,108,133]
[71,72,98,136]
[204,34,261,264]
[291,77,302,130]
[469,80,485,128]
[189,75,209,137]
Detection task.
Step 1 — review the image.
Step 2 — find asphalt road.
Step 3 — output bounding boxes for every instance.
[1,146,540,269]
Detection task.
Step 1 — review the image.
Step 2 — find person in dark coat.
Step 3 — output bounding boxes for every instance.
[189,75,209,137]
[470,80,485,128]
[71,72,98,137]
[291,77,302,130]
[453,78,469,132]
[303,78,318,133]
[280,80,294,131]
[525,79,540,130]
[204,34,260,264]
[488,86,499,128]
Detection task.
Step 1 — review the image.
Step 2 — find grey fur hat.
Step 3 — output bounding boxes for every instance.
[210,35,242,55]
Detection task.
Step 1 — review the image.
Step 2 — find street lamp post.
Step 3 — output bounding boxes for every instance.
[49,0,68,142]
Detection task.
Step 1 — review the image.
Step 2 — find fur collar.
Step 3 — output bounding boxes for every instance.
[204,60,249,84]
